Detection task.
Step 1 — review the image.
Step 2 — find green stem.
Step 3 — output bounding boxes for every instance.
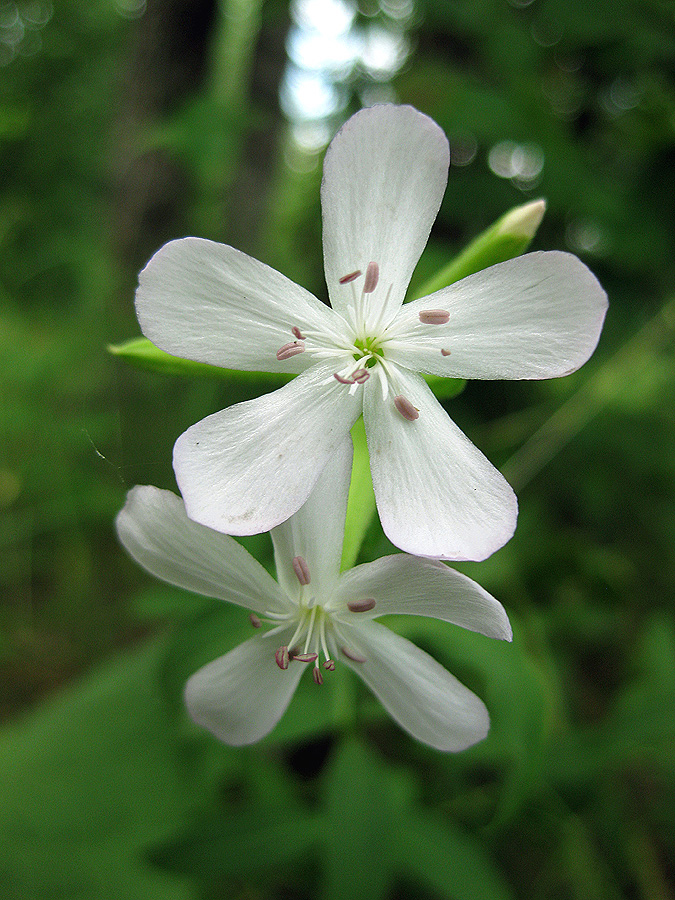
[502,295,675,491]
[340,417,376,572]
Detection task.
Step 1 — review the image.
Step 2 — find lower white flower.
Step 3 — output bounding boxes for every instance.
[116,441,512,751]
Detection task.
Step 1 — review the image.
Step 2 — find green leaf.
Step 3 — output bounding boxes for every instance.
[411,198,546,299]
[393,811,514,900]
[547,613,675,787]
[151,755,320,882]
[321,738,409,900]
[320,737,513,900]
[424,373,467,400]
[109,336,292,385]
[0,636,220,900]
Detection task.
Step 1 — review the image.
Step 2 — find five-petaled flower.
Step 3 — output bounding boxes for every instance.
[135,104,607,560]
[116,442,512,751]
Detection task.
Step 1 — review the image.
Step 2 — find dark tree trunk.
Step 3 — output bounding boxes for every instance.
[111,0,218,288]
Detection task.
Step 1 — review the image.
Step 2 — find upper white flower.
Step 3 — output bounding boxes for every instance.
[116,441,512,751]
[135,104,608,561]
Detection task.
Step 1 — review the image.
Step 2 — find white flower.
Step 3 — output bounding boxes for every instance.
[135,104,608,561]
[115,441,512,751]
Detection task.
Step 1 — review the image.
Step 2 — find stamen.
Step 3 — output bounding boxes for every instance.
[323,659,336,671]
[441,348,452,356]
[394,394,420,421]
[276,341,305,361]
[334,369,370,386]
[347,598,376,613]
[339,269,362,285]
[292,652,319,663]
[292,555,311,585]
[419,309,450,325]
[363,261,379,293]
[249,613,262,628]
[275,646,290,670]
[312,667,324,685]
[341,646,366,664]
[291,325,306,340]
[334,372,356,385]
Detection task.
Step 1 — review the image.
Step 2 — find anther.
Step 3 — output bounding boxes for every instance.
[441,348,451,356]
[394,394,420,421]
[312,668,324,685]
[334,372,356,385]
[275,646,290,670]
[291,325,306,340]
[276,341,305,361]
[292,555,311,585]
[339,270,362,284]
[292,652,319,663]
[249,613,262,628]
[323,659,336,671]
[352,368,370,384]
[341,646,366,664]
[347,598,376,613]
[419,309,450,325]
[363,261,379,293]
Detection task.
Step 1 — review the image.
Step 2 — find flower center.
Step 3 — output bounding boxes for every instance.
[267,597,336,685]
[352,334,384,368]
[256,555,372,684]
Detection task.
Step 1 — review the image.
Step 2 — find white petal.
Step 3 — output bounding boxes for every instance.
[333,555,511,640]
[389,251,608,379]
[271,438,353,597]
[341,621,489,752]
[322,105,449,327]
[174,363,362,536]
[184,633,304,746]
[363,366,517,560]
[116,486,287,614]
[136,237,338,374]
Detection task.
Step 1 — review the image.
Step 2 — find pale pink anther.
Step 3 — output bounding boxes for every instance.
[334,372,356,385]
[276,341,305,361]
[312,667,324,685]
[363,261,379,293]
[275,646,290,670]
[249,613,262,628]
[352,368,370,384]
[347,598,376,613]
[394,394,420,421]
[292,555,311,585]
[419,309,450,325]
[323,659,336,671]
[341,646,366,664]
[291,325,305,340]
[292,651,319,663]
[441,348,452,356]
[339,269,362,285]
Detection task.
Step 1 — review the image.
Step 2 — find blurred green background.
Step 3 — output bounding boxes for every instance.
[1,0,675,897]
